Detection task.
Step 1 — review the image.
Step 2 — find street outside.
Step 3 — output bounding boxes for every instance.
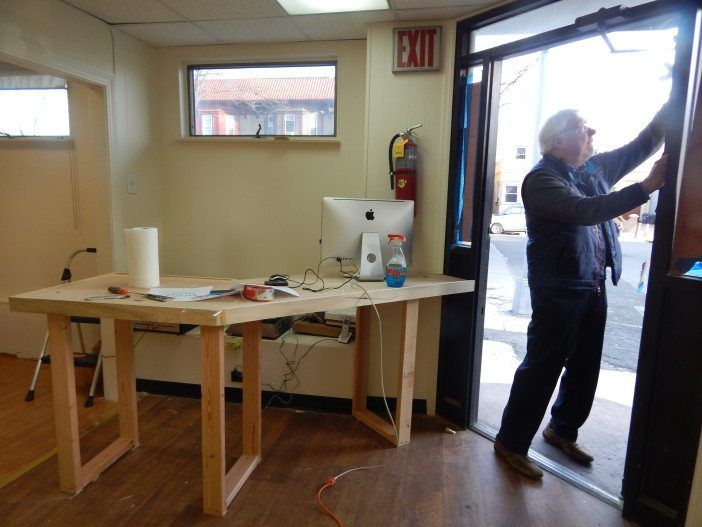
[485,232,652,371]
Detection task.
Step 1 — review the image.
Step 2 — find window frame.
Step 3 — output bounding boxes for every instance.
[186,60,338,139]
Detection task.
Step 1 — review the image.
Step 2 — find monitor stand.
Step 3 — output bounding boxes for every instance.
[358,232,385,281]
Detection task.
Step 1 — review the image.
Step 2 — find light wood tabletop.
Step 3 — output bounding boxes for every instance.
[9,272,474,516]
[9,272,474,325]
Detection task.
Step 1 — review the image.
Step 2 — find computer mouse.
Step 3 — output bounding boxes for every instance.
[265,278,288,286]
[269,274,288,281]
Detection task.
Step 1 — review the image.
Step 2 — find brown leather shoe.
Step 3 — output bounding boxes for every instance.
[542,425,594,464]
[494,439,543,479]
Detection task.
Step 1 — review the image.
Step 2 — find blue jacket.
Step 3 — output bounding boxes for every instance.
[522,121,664,291]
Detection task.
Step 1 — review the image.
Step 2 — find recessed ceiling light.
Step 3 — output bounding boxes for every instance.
[277,0,389,16]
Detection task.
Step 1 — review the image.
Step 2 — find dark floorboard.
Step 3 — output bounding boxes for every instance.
[0,394,634,527]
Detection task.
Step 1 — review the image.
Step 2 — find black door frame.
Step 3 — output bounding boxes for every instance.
[436,0,699,523]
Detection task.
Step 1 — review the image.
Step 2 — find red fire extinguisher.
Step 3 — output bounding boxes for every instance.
[389,124,422,215]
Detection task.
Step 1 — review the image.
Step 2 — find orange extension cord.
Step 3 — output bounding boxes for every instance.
[317,477,343,527]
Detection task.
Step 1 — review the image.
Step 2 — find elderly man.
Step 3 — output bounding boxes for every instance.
[494,107,668,479]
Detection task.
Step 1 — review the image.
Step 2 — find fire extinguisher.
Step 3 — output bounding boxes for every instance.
[389,124,422,215]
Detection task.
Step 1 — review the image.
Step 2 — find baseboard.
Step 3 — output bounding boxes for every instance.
[136,378,427,415]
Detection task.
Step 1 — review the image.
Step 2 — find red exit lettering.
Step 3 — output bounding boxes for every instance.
[395,27,439,70]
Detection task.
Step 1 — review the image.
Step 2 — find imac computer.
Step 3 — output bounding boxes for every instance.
[321,197,414,281]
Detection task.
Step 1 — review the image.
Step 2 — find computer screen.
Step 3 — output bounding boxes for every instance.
[321,197,414,270]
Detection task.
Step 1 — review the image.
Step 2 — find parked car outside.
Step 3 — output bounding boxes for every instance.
[490,204,526,234]
[489,204,624,235]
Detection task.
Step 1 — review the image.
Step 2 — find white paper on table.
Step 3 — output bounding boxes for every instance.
[147,286,213,301]
[269,286,299,297]
[205,285,244,299]
[147,284,299,301]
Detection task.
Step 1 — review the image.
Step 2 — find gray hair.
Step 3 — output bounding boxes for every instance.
[538,109,580,155]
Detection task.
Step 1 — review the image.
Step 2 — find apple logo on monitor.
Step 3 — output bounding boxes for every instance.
[365,209,374,221]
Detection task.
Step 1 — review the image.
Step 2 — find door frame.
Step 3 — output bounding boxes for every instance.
[437,0,699,522]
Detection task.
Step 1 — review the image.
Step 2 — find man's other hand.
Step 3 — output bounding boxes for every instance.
[641,154,667,194]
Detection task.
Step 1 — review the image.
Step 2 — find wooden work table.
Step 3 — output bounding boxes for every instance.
[9,272,474,516]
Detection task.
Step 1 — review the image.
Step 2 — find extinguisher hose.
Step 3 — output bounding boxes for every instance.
[388,133,401,190]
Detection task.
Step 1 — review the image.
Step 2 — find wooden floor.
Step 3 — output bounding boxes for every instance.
[0,357,634,526]
[0,354,117,488]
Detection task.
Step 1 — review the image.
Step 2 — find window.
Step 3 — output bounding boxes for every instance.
[515,146,526,159]
[504,184,518,203]
[188,62,336,137]
[202,114,213,135]
[303,113,318,135]
[0,73,70,137]
[468,0,655,54]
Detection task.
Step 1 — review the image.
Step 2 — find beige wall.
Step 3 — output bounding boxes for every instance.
[145,24,455,412]
[0,0,160,363]
[155,40,366,279]
[0,80,109,357]
[363,21,457,412]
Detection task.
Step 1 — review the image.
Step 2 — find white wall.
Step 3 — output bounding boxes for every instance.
[363,21,457,413]
[0,79,109,357]
[0,0,160,368]
[155,40,366,279]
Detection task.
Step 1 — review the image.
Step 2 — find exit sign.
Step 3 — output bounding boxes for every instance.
[393,26,442,72]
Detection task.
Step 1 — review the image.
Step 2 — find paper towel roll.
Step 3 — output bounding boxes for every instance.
[125,227,160,288]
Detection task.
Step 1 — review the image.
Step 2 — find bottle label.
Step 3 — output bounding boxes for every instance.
[385,264,407,287]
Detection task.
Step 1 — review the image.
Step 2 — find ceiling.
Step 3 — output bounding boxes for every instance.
[59,0,493,47]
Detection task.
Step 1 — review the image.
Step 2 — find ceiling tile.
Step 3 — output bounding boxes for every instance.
[391,0,484,8]
[116,22,222,46]
[395,6,486,20]
[62,0,186,23]
[293,11,396,40]
[159,0,286,22]
[197,17,309,43]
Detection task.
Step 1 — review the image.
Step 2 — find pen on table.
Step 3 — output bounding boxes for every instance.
[107,285,167,302]
[85,294,130,301]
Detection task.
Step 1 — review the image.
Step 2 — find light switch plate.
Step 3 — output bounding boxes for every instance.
[127,174,137,194]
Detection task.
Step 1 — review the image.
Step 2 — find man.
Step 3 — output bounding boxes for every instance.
[494,107,668,479]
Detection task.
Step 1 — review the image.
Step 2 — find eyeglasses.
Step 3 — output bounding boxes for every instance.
[561,124,595,136]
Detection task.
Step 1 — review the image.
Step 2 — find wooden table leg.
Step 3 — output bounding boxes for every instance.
[201,323,262,516]
[220,321,262,509]
[81,319,139,487]
[352,301,419,447]
[201,325,226,516]
[115,320,138,446]
[242,321,261,458]
[47,314,81,493]
[48,315,140,494]
[352,305,371,416]
[395,299,419,446]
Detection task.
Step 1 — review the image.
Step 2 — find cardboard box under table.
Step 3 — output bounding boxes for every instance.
[9,272,473,516]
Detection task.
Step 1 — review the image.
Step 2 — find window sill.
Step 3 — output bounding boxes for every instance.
[0,136,70,143]
[176,136,340,144]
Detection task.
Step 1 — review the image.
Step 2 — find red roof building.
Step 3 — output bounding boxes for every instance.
[193,77,335,136]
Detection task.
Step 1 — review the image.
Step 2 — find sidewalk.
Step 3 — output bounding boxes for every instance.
[483,241,636,405]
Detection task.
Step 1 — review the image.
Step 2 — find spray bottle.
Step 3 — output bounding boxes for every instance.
[385,234,407,288]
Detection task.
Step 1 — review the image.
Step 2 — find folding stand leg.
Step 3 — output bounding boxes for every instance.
[25,331,49,402]
[84,351,103,407]
[75,323,86,355]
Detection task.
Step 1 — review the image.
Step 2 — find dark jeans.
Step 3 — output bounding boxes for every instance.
[496,285,607,455]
